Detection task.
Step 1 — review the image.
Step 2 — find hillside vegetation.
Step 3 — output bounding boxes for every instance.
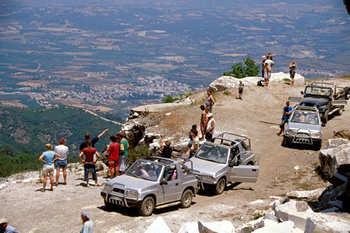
[0,106,123,176]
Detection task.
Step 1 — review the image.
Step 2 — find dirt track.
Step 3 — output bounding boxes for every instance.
[1,79,349,233]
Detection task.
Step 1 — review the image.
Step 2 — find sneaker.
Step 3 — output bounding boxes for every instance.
[86,184,90,187]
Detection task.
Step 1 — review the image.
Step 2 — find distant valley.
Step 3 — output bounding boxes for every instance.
[0,0,349,110]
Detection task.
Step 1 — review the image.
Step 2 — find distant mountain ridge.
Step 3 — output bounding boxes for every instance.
[0,106,122,156]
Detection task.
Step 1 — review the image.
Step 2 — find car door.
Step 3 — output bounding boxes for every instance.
[160,165,182,203]
[228,152,260,183]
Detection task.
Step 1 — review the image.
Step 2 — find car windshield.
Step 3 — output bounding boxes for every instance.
[291,111,319,125]
[194,144,229,164]
[126,160,163,181]
[304,86,331,97]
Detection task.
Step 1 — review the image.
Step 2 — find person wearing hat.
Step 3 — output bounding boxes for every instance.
[205,113,215,142]
[80,212,93,233]
[0,218,19,233]
[54,138,69,186]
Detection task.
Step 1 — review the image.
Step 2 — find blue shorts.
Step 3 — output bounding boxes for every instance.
[55,160,67,169]
[119,155,127,172]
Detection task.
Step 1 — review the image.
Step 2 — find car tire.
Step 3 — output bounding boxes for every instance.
[282,137,289,147]
[180,189,193,208]
[314,140,322,151]
[138,196,155,216]
[214,178,226,195]
[321,113,328,126]
[104,200,113,210]
[336,106,344,116]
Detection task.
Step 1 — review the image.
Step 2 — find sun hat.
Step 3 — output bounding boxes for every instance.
[81,211,90,219]
[0,218,8,224]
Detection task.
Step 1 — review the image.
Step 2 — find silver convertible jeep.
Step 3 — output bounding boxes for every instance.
[283,105,322,150]
[187,132,260,195]
[101,156,198,216]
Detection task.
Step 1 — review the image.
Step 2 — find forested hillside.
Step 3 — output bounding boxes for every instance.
[0,106,123,156]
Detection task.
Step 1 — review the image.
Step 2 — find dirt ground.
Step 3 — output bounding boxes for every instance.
[1,78,349,233]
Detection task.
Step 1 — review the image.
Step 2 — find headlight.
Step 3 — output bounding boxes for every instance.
[311,132,321,139]
[285,129,296,136]
[102,184,111,192]
[201,175,215,182]
[125,189,139,199]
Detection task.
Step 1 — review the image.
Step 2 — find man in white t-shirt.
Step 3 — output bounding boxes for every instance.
[205,113,216,142]
[263,57,274,87]
[54,138,69,185]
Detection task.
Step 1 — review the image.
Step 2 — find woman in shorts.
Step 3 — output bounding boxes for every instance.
[39,144,60,192]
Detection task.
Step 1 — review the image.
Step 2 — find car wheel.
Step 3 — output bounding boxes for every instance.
[336,106,344,116]
[180,189,193,208]
[321,112,328,125]
[314,140,322,151]
[282,137,289,147]
[104,200,113,210]
[138,196,155,216]
[214,178,226,195]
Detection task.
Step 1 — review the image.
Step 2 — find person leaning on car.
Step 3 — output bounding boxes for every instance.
[277,101,292,136]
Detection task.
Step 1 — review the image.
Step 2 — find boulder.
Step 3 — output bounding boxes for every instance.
[208,73,304,92]
[235,217,265,233]
[316,183,347,211]
[274,200,314,231]
[327,138,350,149]
[252,220,302,233]
[122,121,146,147]
[145,217,171,233]
[286,189,324,200]
[333,129,350,141]
[305,212,350,233]
[318,143,350,179]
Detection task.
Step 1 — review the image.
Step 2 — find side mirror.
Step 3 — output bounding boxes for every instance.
[160,180,168,185]
[301,91,304,95]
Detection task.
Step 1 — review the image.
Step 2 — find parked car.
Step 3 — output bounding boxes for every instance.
[283,105,322,150]
[289,81,348,126]
[101,156,198,216]
[187,132,260,195]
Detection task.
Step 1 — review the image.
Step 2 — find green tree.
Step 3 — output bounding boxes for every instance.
[223,56,260,78]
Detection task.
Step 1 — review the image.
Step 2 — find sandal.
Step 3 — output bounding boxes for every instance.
[40,189,45,192]
[54,182,58,186]
[49,188,54,191]
[63,182,67,185]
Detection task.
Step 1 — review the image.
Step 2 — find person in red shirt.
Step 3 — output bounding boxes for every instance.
[107,135,119,179]
[79,139,100,187]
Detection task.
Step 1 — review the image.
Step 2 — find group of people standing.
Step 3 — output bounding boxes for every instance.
[39,128,129,191]
[261,52,298,87]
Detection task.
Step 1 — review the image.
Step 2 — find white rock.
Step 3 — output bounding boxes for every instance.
[144,217,171,233]
[319,143,350,179]
[274,200,314,231]
[253,220,301,233]
[305,212,350,233]
[286,189,324,199]
[250,200,265,205]
[198,220,235,233]
[178,222,198,233]
[209,73,304,91]
[327,138,350,149]
[235,218,265,233]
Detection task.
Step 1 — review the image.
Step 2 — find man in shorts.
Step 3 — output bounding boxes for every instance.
[263,57,274,87]
[54,138,69,185]
[117,131,129,175]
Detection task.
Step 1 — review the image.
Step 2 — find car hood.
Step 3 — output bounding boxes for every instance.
[300,97,329,106]
[191,156,227,175]
[287,122,321,132]
[105,174,156,190]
